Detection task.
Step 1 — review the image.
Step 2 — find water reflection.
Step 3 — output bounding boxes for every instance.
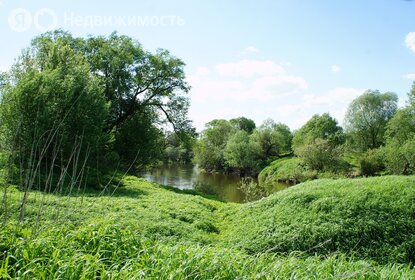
[140,165,246,203]
[139,164,290,203]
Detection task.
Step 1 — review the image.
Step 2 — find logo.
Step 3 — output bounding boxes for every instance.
[8,8,58,32]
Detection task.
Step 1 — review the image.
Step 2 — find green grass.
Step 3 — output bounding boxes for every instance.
[1,176,415,279]
[258,157,317,186]
[220,176,415,264]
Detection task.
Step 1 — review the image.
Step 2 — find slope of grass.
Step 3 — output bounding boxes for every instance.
[1,175,415,278]
[220,176,415,264]
[258,157,316,186]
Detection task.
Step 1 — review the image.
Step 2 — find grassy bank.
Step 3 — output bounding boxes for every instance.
[1,176,415,278]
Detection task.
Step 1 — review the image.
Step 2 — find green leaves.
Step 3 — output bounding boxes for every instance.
[345,90,398,151]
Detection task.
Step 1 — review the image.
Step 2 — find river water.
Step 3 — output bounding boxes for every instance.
[139,164,290,203]
[140,165,245,202]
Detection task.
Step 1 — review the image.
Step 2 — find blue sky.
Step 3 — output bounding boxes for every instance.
[1,0,415,131]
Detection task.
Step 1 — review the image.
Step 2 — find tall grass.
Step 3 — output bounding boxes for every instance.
[1,177,415,279]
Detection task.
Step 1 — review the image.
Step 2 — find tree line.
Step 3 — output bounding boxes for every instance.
[194,86,415,179]
[1,30,415,191]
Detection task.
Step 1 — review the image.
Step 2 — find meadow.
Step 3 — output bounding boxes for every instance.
[1,175,415,279]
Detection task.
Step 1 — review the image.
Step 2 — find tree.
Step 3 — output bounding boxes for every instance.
[164,129,197,164]
[114,109,164,168]
[408,81,415,108]
[296,138,346,172]
[224,130,260,175]
[0,38,108,171]
[292,113,344,155]
[229,117,256,134]
[344,90,397,151]
[381,85,415,175]
[194,120,235,172]
[24,30,192,166]
[250,119,292,161]
[79,32,191,133]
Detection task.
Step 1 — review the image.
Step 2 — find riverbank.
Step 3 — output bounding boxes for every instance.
[1,175,415,278]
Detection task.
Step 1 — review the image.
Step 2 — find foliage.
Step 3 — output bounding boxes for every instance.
[292,113,344,155]
[0,30,193,174]
[381,137,415,175]
[2,176,415,277]
[380,88,415,175]
[194,119,235,172]
[250,119,293,161]
[164,129,197,164]
[258,157,316,187]
[229,117,256,134]
[224,131,261,175]
[80,31,191,133]
[296,138,348,172]
[345,90,398,151]
[359,148,385,176]
[238,177,268,202]
[0,38,108,177]
[114,109,165,167]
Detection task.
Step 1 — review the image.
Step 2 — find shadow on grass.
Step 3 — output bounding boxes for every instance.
[157,183,225,203]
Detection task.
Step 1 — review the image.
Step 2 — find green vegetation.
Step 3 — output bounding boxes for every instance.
[2,30,415,278]
[194,118,293,176]
[2,176,415,278]
[345,90,398,152]
[259,157,314,186]
[0,30,194,180]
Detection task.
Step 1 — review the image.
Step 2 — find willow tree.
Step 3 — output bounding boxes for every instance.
[1,30,192,171]
[345,90,397,151]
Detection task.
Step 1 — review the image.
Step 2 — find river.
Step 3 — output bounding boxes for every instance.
[140,164,290,203]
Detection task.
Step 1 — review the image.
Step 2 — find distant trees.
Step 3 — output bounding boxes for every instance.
[251,119,292,160]
[224,131,260,175]
[164,129,197,164]
[344,90,398,151]
[229,117,256,134]
[194,118,293,175]
[194,119,235,172]
[292,113,346,172]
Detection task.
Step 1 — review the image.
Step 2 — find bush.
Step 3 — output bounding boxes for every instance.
[382,137,415,175]
[296,138,348,173]
[359,149,385,176]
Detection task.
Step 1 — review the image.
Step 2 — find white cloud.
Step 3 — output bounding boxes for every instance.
[187,59,312,130]
[216,60,285,78]
[271,87,363,128]
[405,32,415,53]
[331,65,341,73]
[404,73,415,80]
[187,58,364,131]
[242,46,259,55]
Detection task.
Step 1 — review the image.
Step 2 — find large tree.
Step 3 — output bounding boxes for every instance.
[1,37,108,168]
[344,90,397,151]
[1,30,192,171]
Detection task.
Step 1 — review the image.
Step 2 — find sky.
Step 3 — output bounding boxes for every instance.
[1,0,415,131]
